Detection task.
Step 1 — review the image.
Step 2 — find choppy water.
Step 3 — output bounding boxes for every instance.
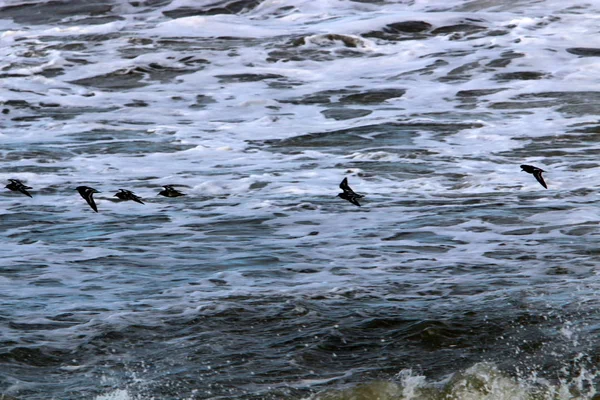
[2,0,600,399]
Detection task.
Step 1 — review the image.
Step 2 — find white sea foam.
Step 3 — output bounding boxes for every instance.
[94,389,132,400]
[3,0,600,398]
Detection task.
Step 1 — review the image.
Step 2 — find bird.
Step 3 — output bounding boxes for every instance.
[520,164,547,189]
[158,185,186,197]
[114,189,144,204]
[338,177,364,207]
[76,186,100,212]
[5,179,33,198]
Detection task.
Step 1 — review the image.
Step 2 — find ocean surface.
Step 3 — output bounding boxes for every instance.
[2,0,600,399]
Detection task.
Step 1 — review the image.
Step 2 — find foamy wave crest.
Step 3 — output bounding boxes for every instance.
[315,362,599,400]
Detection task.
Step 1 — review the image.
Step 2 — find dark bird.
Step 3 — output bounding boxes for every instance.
[5,179,33,198]
[158,185,186,197]
[76,186,100,212]
[338,177,364,207]
[520,164,547,189]
[114,189,144,204]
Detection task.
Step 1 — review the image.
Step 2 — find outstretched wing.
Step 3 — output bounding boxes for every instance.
[131,193,145,204]
[84,190,99,212]
[18,186,33,198]
[339,178,349,191]
[349,196,361,207]
[533,170,547,189]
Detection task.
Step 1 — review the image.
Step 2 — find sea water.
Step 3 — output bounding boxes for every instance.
[2,0,600,399]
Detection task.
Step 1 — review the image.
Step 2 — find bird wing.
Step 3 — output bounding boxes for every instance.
[86,196,98,212]
[339,178,349,191]
[132,195,145,204]
[19,187,33,198]
[83,189,99,212]
[533,170,547,189]
[349,196,361,207]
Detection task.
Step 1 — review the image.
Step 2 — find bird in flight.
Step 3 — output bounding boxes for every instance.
[114,189,144,204]
[338,177,364,207]
[158,185,186,197]
[5,179,33,198]
[520,165,547,189]
[76,186,100,212]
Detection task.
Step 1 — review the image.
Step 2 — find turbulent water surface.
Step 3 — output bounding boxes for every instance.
[2,0,600,399]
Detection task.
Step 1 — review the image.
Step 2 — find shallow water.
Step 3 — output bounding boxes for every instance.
[2,0,600,399]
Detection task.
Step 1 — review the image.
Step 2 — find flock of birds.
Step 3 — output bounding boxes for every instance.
[334,164,547,206]
[3,164,546,212]
[4,181,185,212]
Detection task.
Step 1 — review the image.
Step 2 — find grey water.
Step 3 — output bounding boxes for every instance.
[2,0,600,399]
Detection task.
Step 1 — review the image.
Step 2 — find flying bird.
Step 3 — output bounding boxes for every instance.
[338,177,364,207]
[114,189,144,204]
[76,186,100,212]
[158,185,186,197]
[5,179,33,198]
[520,164,547,189]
